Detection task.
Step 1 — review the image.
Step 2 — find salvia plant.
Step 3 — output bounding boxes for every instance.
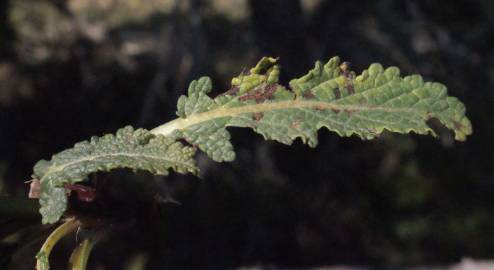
[28,57,472,269]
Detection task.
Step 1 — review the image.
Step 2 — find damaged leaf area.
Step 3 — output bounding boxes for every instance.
[32,56,472,224]
[33,126,198,224]
[152,57,472,162]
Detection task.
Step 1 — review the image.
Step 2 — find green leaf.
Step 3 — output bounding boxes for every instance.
[152,57,472,162]
[34,126,198,224]
[32,56,473,225]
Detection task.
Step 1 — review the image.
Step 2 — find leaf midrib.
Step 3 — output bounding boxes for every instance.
[40,152,196,184]
[151,99,419,136]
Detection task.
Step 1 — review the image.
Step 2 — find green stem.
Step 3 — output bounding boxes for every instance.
[68,220,110,270]
[36,218,81,270]
[67,227,107,270]
[67,238,95,270]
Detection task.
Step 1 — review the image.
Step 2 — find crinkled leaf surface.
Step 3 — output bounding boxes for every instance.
[33,56,472,224]
[153,57,472,162]
[33,126,198,224]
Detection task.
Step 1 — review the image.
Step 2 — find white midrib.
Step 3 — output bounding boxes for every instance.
[151,99,415,136]
[40,152,196,183]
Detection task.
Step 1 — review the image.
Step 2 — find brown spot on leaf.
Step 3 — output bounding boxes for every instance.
[345,109,357,116]
[239,84,278,103]
[315,105,326,111]
[239,88,262,102]
[453,120,464,130]
[263,84,278,99]
[340,62,355,79]
[339,62,351,76]
[331,108,340,114]
[333,88,341,99]
[339,61,356,95]
[291,119,301,129]
[347,84,355,95]
[303,91,315,99]
[252,112,264,121]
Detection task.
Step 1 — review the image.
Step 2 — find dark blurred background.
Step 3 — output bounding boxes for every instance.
[1,0,493,269]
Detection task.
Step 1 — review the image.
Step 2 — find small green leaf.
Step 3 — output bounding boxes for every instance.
[231,56,280,94]
[34,126,198,224]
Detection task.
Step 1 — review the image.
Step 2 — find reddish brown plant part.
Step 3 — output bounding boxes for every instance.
[346,84,355,95]
[291,119,302,129]
[315,105,326,111]
[252,112,264,121]
[339,62,355,95]
[181,137,199,149]
[333,88,341,99]
[339,62,352,77]
[239,84,278,103]
[64,183,96,202]
[345,108,357,116]
[27,179,41,199]
[453,120,464,130]
[303,90,315,99]
[27,179,95,202]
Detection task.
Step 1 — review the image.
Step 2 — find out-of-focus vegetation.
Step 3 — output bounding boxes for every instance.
[1,0,493,269]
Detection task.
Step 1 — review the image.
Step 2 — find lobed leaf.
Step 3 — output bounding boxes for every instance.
[33,126,198,224]
[153,57,472,162]
[33,56,473,224]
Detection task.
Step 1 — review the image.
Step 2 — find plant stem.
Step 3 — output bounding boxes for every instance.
[67,225,108,270]
[67,238,95,270]
[36,217,81,270]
